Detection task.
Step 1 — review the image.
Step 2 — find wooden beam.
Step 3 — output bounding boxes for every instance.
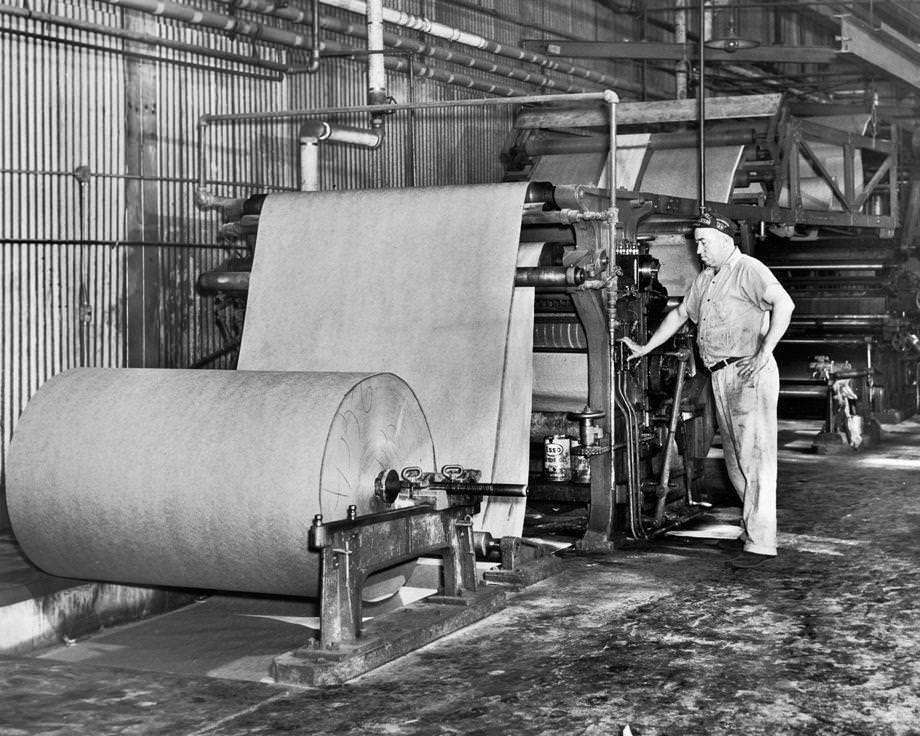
[124,10,162,368]
[515,93,784,129]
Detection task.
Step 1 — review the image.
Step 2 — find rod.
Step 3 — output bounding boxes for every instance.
[430,482,527,498]
[768,262,886,271]
[0,239,233,250]
[698,0,706,215]
[654,349,691,525]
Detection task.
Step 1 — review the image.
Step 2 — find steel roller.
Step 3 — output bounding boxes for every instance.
[7,368,434,597]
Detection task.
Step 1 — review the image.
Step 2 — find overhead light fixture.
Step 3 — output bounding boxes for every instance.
[705,18,759,52]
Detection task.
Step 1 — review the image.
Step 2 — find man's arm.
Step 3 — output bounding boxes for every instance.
[737,282,795,381]
[621,301,690,360]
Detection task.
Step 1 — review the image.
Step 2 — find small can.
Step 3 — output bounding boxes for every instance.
[544,435,571,482]
[571,444,591,484]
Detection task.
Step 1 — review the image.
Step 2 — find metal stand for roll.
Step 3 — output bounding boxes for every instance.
[272,469,561,686]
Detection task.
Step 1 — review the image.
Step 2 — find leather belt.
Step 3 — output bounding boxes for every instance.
[709,356,745,373]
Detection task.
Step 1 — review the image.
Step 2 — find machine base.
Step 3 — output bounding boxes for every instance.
[272,585,508,686]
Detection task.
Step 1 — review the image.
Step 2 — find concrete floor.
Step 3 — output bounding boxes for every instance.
[3,418,920,734]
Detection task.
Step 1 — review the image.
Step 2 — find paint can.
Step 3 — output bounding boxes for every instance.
[543,435,571,482]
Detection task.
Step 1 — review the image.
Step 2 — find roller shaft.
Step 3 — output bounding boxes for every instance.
[198,265,587,294]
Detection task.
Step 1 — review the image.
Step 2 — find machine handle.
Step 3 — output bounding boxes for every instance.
[401,466,423,481]
[441,465,464,480]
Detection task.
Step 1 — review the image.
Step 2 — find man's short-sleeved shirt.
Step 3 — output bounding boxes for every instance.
[684,248,780,367]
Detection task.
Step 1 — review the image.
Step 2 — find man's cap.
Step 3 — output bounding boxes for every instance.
[694,210,738,236]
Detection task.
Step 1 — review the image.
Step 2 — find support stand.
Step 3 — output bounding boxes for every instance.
[271,505,556,686]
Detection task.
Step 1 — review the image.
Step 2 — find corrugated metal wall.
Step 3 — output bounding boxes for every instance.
[0,0,643,525]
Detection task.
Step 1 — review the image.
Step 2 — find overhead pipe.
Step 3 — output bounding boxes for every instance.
[99,0,533,98]
[102,0,386,138]
[197,92,613,203]
[99,0,313,49]
[229,0,597,94]
[357,43,530,97]
[317,15,593,94]
[0,4,290,75]
[319,0,623,89]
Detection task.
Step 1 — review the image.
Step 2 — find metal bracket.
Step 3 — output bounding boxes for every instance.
[308,504,479,651]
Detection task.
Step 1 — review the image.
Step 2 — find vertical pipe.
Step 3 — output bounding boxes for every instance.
[300,136,320,191]
[607,90,620,543]
[308,0,321,73]
[366,0,386,126]
[675,0,688,100]
[698,0,706,214]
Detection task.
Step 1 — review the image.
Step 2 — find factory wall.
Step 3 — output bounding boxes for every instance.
[0,0,648,528]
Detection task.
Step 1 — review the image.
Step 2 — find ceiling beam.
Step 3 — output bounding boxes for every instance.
[838,15,920,92]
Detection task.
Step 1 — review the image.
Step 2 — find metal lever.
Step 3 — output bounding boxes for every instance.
[654,349,692,526]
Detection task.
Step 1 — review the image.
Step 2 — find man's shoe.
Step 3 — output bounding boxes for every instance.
[728,551,776,569]
[716,537,745,552]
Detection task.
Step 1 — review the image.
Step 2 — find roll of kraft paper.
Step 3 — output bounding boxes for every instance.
[238,183,536,538]
[6,368,434,597]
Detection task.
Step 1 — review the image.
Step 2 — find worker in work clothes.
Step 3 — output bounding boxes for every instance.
[621,210,795,569]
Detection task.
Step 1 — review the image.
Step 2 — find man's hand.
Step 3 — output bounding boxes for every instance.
[737,349,770,381]
[619,337,648,361]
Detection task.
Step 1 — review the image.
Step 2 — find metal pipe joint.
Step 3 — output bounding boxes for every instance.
[300,120,384,149]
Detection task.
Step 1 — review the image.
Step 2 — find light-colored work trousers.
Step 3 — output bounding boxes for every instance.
[710,355,779,556]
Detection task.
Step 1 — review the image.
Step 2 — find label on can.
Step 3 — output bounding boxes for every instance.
[544,435,571,482]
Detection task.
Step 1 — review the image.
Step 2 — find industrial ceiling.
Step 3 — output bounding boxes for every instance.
[524,1,920,118]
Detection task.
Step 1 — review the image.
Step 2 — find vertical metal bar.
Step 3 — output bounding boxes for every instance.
[890,123,900,226]
[843,134,855,211]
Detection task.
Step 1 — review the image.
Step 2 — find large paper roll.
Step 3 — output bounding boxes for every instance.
[7,368,433,596]
[237,184,534,537]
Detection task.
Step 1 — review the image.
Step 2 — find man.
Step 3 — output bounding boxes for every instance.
[621,211,795,569]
